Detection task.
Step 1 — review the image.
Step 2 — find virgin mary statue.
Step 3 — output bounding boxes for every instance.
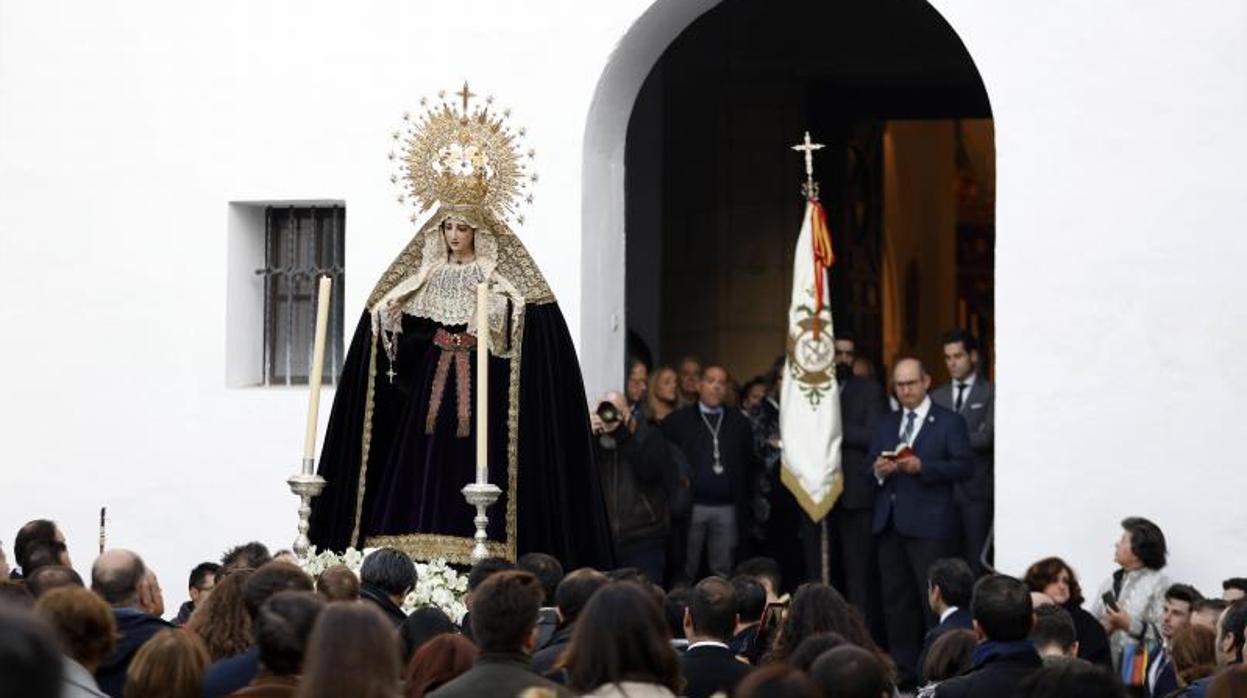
[308,86,614,568]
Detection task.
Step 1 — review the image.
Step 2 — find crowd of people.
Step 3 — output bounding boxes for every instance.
[3,328,1246,697]
[3,516,1247,698]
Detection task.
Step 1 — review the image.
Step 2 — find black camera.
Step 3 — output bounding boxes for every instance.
[595,401,622,426]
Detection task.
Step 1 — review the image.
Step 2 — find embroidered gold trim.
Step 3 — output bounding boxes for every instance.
[365,533,508,566]
[780,459,843,523]
[350,340,380,547]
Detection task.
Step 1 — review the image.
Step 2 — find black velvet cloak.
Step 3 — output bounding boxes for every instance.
[307,217,614,570]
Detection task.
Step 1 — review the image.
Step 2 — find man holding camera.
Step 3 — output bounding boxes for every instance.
[662,366,759,580]
[591,391,675,585]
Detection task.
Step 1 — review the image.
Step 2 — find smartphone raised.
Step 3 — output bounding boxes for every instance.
[1101,591,1119,612]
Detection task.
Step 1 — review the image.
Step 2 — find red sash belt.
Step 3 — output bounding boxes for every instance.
[426,329,477,438]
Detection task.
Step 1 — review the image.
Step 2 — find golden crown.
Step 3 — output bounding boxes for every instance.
[389,82,537,226]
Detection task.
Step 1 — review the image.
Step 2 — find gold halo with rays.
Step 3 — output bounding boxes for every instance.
[388,82,537,227]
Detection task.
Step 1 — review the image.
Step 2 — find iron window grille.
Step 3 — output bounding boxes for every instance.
[256,205,345,386]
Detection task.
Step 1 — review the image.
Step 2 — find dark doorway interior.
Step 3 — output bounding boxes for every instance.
[625,0,994,384]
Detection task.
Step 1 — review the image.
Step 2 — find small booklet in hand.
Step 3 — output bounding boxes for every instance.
[881,444,915,460]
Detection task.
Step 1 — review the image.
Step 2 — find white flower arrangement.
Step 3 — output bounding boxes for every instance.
[298,546,469,623]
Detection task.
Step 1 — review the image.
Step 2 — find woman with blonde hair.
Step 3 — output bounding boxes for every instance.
[124,629,210,698]
[646,366,679,425]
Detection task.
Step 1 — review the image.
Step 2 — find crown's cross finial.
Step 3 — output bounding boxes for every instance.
[457,82,476,113]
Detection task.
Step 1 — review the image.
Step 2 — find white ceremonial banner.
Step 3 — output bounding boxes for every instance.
[779,200,844,522]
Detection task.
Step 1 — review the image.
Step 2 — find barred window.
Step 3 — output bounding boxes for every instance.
[257,205,345,386]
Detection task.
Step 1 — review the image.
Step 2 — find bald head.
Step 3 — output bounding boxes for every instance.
[91,549,145,608]
[892,357,931,410]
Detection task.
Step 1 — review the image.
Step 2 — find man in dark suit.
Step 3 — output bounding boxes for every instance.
[663,366,759,579]
[931,330,995,575]
[1146,583,1203,697]
[870,357,973,687]
[934,575,1042,697]
[680,577,752,698]
[430,571,572,698]
[918,558,975,682]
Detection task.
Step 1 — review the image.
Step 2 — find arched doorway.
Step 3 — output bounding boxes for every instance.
[622,0,993,385]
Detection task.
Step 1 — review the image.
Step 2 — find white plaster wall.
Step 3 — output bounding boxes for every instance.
[1,0,1245,612]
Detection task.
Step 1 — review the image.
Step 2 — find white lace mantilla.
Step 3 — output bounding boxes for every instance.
[402,262,486,327]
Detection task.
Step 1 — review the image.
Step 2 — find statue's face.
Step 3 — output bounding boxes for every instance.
[442,219,476,256]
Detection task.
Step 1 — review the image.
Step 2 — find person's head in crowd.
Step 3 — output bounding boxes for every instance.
[699,366,729,409]
[253,591,325,678]
[297,603,401,698]
[606,566,645,585]
[0,581,33,609]
[1031,604,1079,659]
[187,567,253,661]
[734,663,821,698]
[834,332,857,372]
[403,633,478,698]
[518,552,564,608]
[187,562,219,610]
[626,358,649,406]
[13,519,71,576]
[1208,665,1247,698]
[91,549,147,609]
[220,541,272,574]
[1215,599,1247,667]
[724,377,741,407]
[399,605,455,664]
[923,628,977,682]
[124,628,210,698]
[972,574,1034,642]
[563,581,681,695]
[0,607,62,698]
[648,366,679,418]
[555,567,609,629]
[741,377,769,411]
[1194,598,1231,631]
[1170,624,1217,687]
[810,645,893,698]
[360,547,417,606]
[664,586,692,641]
[1225,579,1247,603]
[683,576,737,643]
[768,583,887,672]
[942,329,980,382]
[244,562,314,625]
[1031,591,1055,609]
[26,565,83,599]
[1016,661,1125,698]
[315,564,360,602]
[35,586,115,673]
[731,575,766,633]
[1023,556,1085,607]
[735,557,782,604]
[678,355,702,401]
[465,556,515,611]
[853,356,875,378]
[470,570,545,655]
[1115,516,1168,571]
[787,631,846,673]
[272,549,298,564]
[1163,583,1204,642]
[892,357,932,410]
[928,557,975,616]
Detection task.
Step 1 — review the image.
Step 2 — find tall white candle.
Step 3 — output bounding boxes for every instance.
[475,282,489,484]
[302,276,333,471]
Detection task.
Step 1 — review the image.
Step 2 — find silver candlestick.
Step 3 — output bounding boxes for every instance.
[461,482,502,562]
[288,460,327,559]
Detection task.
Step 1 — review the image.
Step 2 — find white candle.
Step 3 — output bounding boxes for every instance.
[303,276,333,470]
[476,282,489,484]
